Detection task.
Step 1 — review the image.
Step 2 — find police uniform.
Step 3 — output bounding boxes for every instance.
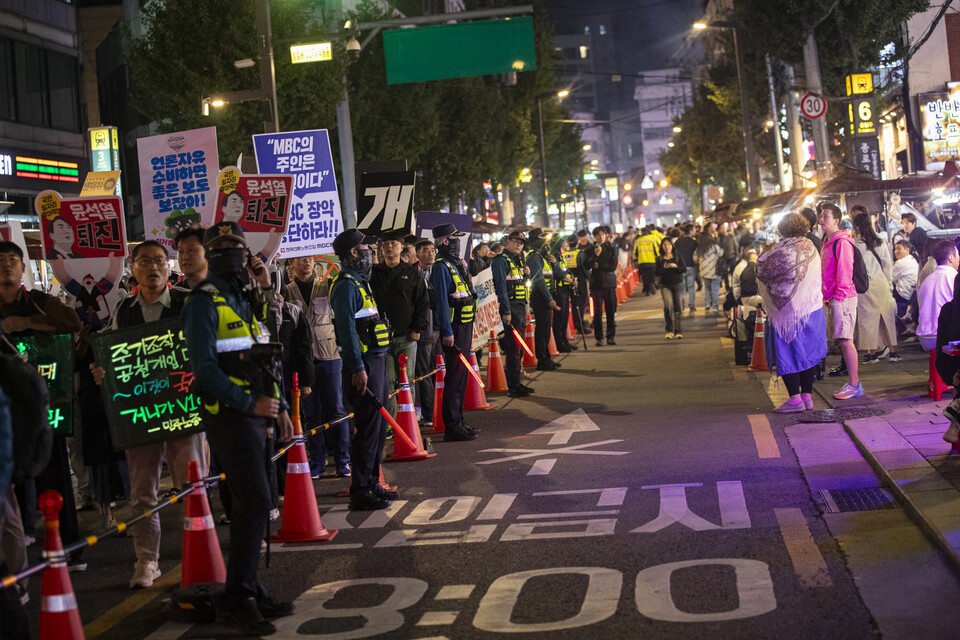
[551,241,576,352]
[328,233,391,508]
[431,224,476,440]
[563,239,590,334]
[492,234,531,396]
[526,230,557,370]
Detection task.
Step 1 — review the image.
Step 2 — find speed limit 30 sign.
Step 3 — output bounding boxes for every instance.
[800,93,827,119]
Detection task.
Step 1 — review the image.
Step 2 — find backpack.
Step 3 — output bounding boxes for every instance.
[0,352,52,484]
[833,240,869,294]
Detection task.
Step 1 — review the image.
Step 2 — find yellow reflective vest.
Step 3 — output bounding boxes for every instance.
[437,257,475,324]
[330,272,390,352]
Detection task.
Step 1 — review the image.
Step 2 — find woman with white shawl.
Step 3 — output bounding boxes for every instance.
[757,213,828,413]
[851,210,900,363]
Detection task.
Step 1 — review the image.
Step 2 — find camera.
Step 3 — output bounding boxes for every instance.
[345,37,361,62]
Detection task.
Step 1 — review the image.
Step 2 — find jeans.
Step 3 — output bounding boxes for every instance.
[682,270,696,310]
[661,283,683,334]
[703,277,720,311]
[302,358,350,475]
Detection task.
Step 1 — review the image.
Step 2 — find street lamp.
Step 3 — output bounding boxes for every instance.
[691,19,758,199]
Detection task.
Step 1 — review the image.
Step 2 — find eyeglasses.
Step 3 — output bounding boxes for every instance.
[134,257,169,267]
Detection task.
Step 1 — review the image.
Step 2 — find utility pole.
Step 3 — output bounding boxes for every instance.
[803,32,831,183]
[783,64,804,189]
[254,0,280,133]
[731,26,759,198]
[765,54,786,193]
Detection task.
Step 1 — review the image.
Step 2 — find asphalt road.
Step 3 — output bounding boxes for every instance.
[19,290,960,639]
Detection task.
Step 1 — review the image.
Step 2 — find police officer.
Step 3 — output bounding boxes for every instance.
[431,223,478,442]
[526,229,561,371]
[564,233,592,336]
[492,231,534,397]
[182,222,293,636]
[329,229,396,511]
[550,235,577,353]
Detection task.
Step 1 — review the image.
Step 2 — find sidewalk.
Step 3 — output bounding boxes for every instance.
[813,346,960,573]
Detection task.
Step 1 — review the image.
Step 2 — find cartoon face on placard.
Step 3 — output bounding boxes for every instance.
[35,190,128,261]
[213,167,292,261]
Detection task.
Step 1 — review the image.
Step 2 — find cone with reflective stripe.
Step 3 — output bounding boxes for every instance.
[522,315,538,367]
[616,277,626,304]
[624,269,635,296]
[385,354,437,461]
[747,309,769,372]
[180,460,226,587]
[567,310,576,339]
[428,354,446,435]
[548,327,561,357]
[464,350,496,410]
[485,330,508,393]
[37,491,84,640]
[274,380,338,542]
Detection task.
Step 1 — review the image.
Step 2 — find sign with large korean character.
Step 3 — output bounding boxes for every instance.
[214,168,293,262]
[357,171,416,236]
[34,190,127,260]
[136,126,219,254]
[920,83,960,169]
[252,129,343,257]
[92,318,203,451]
[14,334,74,437]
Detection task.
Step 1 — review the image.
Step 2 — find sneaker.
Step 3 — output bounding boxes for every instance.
[665,333,675,339]
[129,559,161,589]
[444,428,477,442]
[802,396,814,410]
[595,340,603,347]
[17,584,28,605]
[257,595,294,619]
[349,491,389,511]
[336,463,351,478]
[773,399,807,413]
[863,352,879,365]
[67,553,87,573]
[833,382,865,400]
[888,352,902,362]
[216,597,276,636]
[372,485,400,500]
[606,338,617,346]
[943,422,960,444]
[876,346,890,360]
[674,333,683,339]
[828,360,848,377]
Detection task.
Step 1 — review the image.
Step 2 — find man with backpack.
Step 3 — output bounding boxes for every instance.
[820,204,864,400]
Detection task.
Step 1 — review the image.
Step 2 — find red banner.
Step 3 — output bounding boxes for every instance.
[35,190,127,260]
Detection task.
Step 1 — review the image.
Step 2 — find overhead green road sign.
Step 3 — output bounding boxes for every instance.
[384,16,536,85]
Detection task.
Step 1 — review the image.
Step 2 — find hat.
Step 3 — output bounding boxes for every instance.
[432,223,466,239]
[504,230,528,246]
[528,228,551,245]
[332,228,378,256]
[203,221,247,249]
[380,229,406,243]
[566,234,578,245]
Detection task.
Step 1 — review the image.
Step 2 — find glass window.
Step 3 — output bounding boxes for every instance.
[47,51,79,131]
[0,40,12,120]
[599,24,606,35]
[13,41,46,126]
[2,37,81,131]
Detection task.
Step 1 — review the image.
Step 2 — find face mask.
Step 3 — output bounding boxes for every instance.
[443,238,461,257]
[207,247,246,277]
[346,247,373,280]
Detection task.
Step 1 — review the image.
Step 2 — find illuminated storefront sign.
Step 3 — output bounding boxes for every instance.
[13,155,79,182]
[919,82,960,167]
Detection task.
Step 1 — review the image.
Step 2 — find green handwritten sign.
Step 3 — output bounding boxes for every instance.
[92,318,203,450]
[15,334,74,436]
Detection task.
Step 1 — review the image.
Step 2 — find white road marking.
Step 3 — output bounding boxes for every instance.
[476,494,517,521]
[528,458,557,475]
[271,542,363,552]
[631,482,751,533]
[500,518,618,541]
[376,525,497,547]
[404,497,480,526]
[143,621,192,640]
[534,487,628,506]
[435,584,476,600]
[478,440,629,465]
[528,408,601,445]
[517,510,620,519]
[417,611,459,625]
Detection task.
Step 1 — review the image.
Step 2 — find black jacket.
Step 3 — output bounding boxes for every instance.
[370,261,430,337]
[654,253,687,286]
[586,242,618,289]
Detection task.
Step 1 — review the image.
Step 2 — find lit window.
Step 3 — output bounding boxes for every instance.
[579,45,588,59]
[599,24,606,35]
[584,26,590,35]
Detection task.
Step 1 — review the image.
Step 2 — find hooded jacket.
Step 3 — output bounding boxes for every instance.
[821,230,857,301]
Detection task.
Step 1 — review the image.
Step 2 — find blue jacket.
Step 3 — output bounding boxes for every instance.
[492,249,524,316]
[330,266,387,375]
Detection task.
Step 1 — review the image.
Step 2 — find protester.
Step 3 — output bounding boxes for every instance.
[431,224,478,441]
[492,231,533,397]
[820,204,863,399]
[470,243,490,277]
[655,237,686,339]
[527,229,562,371]
[917,240,959,351]
[696,224,723,314]
[851,212,900,364]
[586,226,619,346]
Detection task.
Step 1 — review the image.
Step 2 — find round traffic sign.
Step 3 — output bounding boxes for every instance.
[800,93,827,119]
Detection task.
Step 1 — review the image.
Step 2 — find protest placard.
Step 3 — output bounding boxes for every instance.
[214,167,293,262]
[471,267,503,350]
[80,171,121,197]
[357,171,416,236]
[92,318,203,451]
[136,126,219,254]
[35,190,126,260]
[253,129,343,257]
[13,334,74,436]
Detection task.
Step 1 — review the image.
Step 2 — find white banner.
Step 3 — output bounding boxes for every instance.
[471,267,504,350]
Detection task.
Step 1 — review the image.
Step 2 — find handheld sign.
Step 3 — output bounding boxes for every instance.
[13,334,74,436]
[92,318,203,451]
[35,190,127,260]
[357,171,416,235]
[214,167,293,262]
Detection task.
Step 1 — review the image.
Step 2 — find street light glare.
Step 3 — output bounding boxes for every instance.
[693,22,707,30]
[558,90,570,98]
[583,144,592,151]
[591,159,599,165]
[658,179,668,188]
[667,141,675,148]
[211,99,225,107]
[234,59,255,69]
[672,126,681,133]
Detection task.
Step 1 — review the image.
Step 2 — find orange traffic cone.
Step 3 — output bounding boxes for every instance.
[428,354,446,435]
[180,460,226,587]
[37,491,84,640]
[548,327,561,356]
[386,354,437,461]
[274,379,338,542]
[523,315,538,367]
[624,271,635,296]
[486,331,508,393]
[464,350,496,410]
[747,309,769,372]
[616,278,626,304]
[567,310,576,339]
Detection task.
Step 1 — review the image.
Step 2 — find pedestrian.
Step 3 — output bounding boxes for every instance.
[820,204,864,400]
[718,223,738,291]
[731,249,760,307]
[633,227,658,295]
[851,211,900,364]
[757,213,827,412]
[935,270,960,444]
[371,231,430,420]
[329,229,398,514]
[655,236,686,339]
[527,229,561,370]
[696,224,723,314]
[430,224,478,441]
[470,243,491,276]
[586,226,619,346]
[800,208,823,254]
[285,255,351,479]
[901,212,929,259]
[917,240,959,351]
[492,231,533,397]
[181,222,294,635]
[414,240,439,424]
[674,223,698,312]
[892,239,918,336]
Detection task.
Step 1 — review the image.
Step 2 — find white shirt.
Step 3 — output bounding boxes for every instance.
[917,264,957,338]
[731,259,747,299]
[891,254,918,299]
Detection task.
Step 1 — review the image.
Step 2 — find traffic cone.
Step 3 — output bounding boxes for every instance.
[567,311,576,339]
[37,491,84,640]
[464,350,496,410]
[624,270,635,296]
[523,315,538,367]
[428,354,446,435]
[180,460,226,587]
[747,309,769,372]
[274,380,338,542]
[486,331,508,393]
[616,278,626,304]
[386,354,437,461]
[548,327,561,356]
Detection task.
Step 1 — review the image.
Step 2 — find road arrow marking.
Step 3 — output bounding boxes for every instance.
[478,440,629,465]
[528,408,601,445]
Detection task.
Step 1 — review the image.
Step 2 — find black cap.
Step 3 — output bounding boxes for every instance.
[204,221,247,249]
[432,223,466,239]
[504,230,527,246]
[380,229,406,243]
[566,234,578,244]
[333,228,378,256]
[528,228,550,245]
[0,241,23,260]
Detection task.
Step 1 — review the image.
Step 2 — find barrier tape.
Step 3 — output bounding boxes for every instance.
[0,412,356,589]
[387,368,438,399]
